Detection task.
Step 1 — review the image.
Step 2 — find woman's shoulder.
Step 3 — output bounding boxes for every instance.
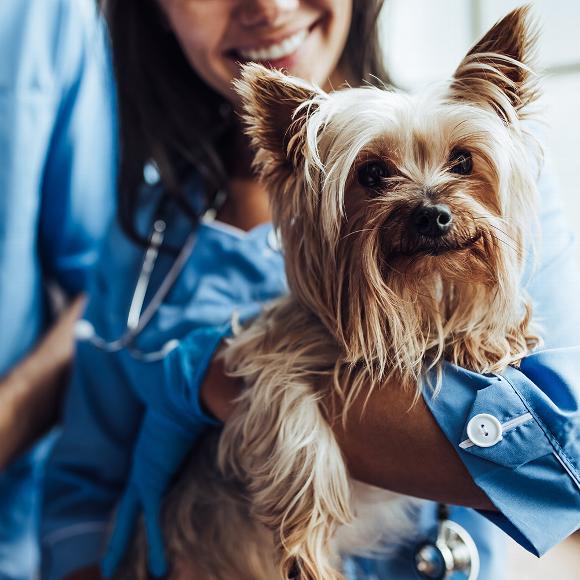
[0,0,106,94]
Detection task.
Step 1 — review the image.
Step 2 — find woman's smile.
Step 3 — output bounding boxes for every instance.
[227,17,322,70]
[158,0,352,104]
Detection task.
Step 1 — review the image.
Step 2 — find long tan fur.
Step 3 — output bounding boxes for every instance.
[124,7,542,580]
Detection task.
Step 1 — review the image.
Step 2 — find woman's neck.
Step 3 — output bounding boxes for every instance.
[217,125,272,231]
[217,176,271,231]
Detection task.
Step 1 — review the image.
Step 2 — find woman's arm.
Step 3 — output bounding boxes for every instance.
[200,350,496,510]
[0,296,84,469]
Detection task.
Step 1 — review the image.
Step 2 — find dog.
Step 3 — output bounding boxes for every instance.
[125,7,542,579]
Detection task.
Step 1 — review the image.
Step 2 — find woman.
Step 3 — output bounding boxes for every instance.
[41,1,580,579]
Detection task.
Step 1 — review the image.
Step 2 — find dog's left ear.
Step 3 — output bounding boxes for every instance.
[234,63,326,174]
[450,5,539,121]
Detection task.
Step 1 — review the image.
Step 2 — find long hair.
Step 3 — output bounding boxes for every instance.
[99,0,390,243]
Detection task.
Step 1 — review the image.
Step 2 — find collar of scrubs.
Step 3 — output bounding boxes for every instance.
[75,209,284,361]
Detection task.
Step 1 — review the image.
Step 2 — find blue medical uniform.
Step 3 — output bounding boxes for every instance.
[0,0,116,577]
[41,155,579,579]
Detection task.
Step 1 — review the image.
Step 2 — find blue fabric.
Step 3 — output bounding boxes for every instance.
[101,412,208,578]
[102,324,228,577]
[41,153,580,580]
[41,185,287,580]
[102,307,281,577]
[0,0,116,578]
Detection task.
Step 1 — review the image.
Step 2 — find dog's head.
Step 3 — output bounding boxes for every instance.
[236,7,540,385]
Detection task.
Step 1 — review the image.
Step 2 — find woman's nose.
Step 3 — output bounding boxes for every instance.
[236,0,300,28]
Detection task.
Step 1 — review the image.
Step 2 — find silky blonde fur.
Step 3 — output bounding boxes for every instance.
[124,7,543,580]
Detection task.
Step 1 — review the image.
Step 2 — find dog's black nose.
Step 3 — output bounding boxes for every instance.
[412,204,453,237]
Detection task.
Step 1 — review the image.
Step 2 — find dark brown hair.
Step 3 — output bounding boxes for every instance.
[100,0,389,243]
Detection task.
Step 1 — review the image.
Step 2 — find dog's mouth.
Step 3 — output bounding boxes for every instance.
[387,231,483,259]
[417,231,483,256]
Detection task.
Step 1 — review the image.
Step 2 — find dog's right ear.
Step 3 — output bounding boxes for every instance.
[234,64,326,175]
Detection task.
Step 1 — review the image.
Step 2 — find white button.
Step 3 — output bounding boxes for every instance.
[466,413,503,448]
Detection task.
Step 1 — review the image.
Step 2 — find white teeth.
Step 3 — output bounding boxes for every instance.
[238,29,308,62]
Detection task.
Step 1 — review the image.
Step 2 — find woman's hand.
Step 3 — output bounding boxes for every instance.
[0,295,85,469]
[199,353,495,511]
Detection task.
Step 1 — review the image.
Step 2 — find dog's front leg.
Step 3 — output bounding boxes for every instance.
[219,376,352,580]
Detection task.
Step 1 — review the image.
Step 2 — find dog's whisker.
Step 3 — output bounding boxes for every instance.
[471,217,522,248]
[340,227,375,241]
[486,232,527,260]
[472,214,511,228]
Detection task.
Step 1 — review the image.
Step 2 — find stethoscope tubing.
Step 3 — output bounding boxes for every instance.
[75,212,198,360]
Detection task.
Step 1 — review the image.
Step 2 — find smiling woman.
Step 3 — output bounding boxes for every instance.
[39,2,580,580]
[157,0,352,97]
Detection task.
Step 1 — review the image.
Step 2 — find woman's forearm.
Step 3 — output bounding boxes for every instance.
[200,353,495,511]
[327,381,494,510]
[0,296,85,469]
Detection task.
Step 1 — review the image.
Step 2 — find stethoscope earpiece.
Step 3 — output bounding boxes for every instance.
[414,507,479,580]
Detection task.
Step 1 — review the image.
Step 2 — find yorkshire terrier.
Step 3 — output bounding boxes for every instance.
[127,7,542,579]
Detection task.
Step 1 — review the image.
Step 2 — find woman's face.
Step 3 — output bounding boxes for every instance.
[157,0,353,106]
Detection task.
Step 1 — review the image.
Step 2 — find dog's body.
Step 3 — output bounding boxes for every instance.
[125,301,418,580]
[125,7,542,579]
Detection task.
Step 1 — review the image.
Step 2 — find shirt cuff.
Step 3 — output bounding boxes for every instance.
[423,363,580,556]
[41,522,108,580]
[163,323,235,426]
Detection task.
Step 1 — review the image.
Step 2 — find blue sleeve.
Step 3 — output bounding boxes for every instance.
[40,338,144,580]
[424,155,580,555]
[38,0,117,296]
[40,226,144,580]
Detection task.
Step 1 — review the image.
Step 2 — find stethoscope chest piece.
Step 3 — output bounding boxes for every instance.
[414,519,480,580]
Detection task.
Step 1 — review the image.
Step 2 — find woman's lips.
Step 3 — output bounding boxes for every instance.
[227,20,320,69]
[237,28,308,62]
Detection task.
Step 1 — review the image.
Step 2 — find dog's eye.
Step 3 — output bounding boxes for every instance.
[358,161,390,190]
[449,149,473,175]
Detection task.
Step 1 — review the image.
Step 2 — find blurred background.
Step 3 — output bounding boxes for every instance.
[381,2,580,577]
[381,0,580,265]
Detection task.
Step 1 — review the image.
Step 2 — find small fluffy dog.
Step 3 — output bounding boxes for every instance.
[127,7,542,580]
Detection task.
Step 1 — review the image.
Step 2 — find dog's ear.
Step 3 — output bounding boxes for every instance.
[234,63,325,173]
[450,6,539,121]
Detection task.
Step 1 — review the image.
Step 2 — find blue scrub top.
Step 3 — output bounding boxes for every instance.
[41,155,579,579]
[0,0,117,578]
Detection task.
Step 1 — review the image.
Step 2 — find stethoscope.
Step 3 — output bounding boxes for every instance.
[75,178,229,362]
[413,504,480,579]
[74,216,196,362]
